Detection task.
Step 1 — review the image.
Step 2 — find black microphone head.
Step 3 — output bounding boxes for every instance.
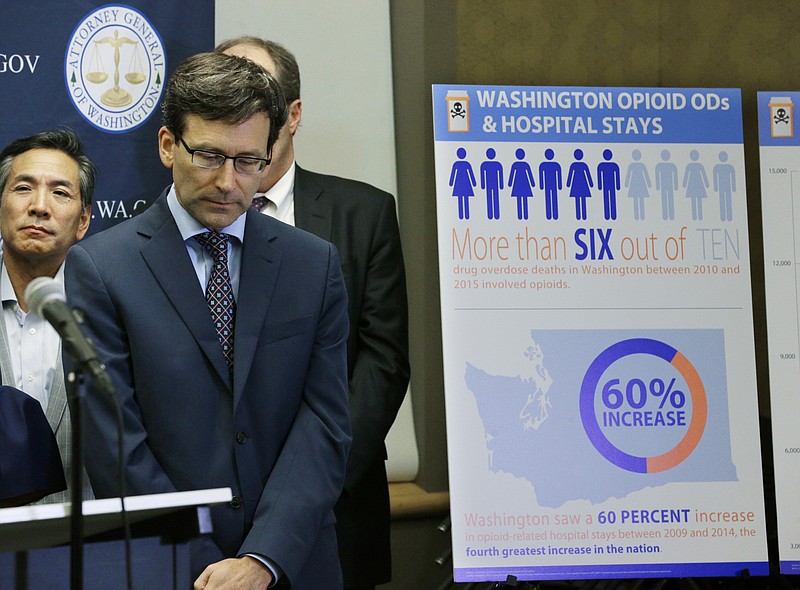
[24,276,65,317]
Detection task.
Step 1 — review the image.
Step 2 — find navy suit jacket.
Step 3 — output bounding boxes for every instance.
[64,191,351,588]
[294,167,409,587]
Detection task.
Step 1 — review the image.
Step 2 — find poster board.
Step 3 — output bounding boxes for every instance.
[757,90,800,575]
[433,85,768,582]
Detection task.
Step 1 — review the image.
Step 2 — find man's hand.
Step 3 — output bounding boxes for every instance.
[194,556,273,590]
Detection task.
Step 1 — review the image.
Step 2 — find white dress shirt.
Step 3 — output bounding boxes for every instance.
[254,161,296,226]
[1,262,62,411]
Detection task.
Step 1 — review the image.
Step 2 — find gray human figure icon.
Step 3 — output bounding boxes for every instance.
[597,149,620,220]
[624,149,651,220]
[539,148,562,220]
[683,149,709,221]
[713,151,736,221]
[655,150,679,220]
[480,147,504,220]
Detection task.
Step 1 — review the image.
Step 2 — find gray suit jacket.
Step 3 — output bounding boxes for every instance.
[0,256,93,504]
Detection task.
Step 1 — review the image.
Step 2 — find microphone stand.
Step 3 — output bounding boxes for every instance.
[66,368,87,590]
[24,279,124,589]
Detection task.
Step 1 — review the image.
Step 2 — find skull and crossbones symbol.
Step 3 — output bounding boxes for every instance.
[774,107,790,125]
[450,102,466,119]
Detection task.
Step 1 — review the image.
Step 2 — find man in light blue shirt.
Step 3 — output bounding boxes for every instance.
[65,52,351,590]
[0,128,95,503]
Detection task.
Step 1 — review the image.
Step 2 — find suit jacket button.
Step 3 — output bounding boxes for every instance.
[230,496,242,509]
[236,432,247,444]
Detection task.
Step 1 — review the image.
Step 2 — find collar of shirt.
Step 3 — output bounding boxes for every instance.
[166,184,247,244]
[0,259,66,306]
[166,185,245,297]
[255,160,296,226]
[0,258,64,410]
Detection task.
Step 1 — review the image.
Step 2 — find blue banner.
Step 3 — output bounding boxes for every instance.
[0,1,215,235]
[433,86,743,145]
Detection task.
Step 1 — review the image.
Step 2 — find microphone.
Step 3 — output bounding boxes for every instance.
[25,276,115,397]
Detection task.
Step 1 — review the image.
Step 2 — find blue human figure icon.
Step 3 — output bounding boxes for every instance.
[624,149,652,221]
[713,150,736,221]
[655,149,678,220]
[566,148,593,220]
[683,149,709,221]
[480,147,504,220]
[449,147,476,219]
[508,148,535,220]
[538,148,562,220]
[596,149,621,220]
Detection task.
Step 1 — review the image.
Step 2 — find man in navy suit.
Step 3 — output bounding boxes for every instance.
[65,52,351,590]
[217,37,410,590]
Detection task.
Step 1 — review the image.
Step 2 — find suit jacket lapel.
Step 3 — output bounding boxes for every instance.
[45,348,67,433]
[0,259,15,387]
[294,166,332,240]
[233,211,282,408]
[139,196,231,387]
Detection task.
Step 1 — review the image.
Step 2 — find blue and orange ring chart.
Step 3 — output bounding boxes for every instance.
[580,338,708,473]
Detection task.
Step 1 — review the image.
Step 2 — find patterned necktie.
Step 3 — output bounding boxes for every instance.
[250,196,270,213]
[194,231,236,372]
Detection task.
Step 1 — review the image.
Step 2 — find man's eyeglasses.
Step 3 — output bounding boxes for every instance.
[177,136,270,175]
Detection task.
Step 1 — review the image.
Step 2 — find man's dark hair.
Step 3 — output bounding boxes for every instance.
[161,52,288,157]
[0,128,96,210]
[215,36,301,104]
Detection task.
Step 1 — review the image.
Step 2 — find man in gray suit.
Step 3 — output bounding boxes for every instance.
[0,128,95,503]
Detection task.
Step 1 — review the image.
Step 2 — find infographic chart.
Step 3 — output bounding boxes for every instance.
[434,85,769,582]
[758,91,800,575]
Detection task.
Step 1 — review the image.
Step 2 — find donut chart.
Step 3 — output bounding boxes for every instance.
[580,338,708,473]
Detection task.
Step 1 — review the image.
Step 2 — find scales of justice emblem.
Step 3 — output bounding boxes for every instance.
[85,29,147,108]
[66,5,165,133]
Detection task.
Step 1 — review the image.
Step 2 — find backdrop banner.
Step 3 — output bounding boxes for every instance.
[0,1,214,235]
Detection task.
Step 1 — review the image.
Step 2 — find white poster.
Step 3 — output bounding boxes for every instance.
[758,90,800,576]
[433,85,768,582]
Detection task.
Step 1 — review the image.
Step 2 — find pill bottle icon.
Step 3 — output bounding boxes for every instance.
[446,90,470,132]
[769,96,794,138]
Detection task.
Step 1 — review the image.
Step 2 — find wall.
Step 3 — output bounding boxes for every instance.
[215,0,398,195]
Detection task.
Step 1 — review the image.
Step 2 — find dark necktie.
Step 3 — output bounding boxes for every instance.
[194,231,236,371]
[250,196,270,213]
